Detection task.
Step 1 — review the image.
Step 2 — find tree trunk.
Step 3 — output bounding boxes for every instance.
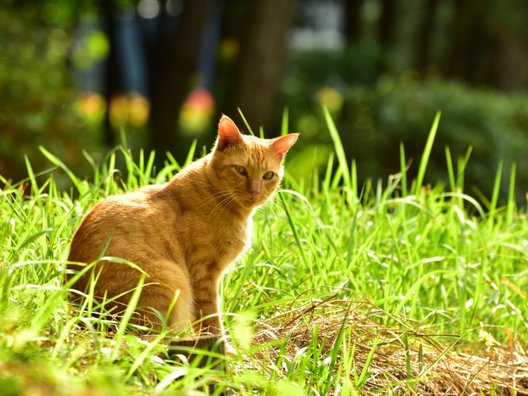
[490,32,528,91]
[415,0,439,74]
[446,0,490,83]
[101,0,118,147]
[227,0,298,133]
[148,0,211,157]
[377,0,398,72]
[344,0,362,45]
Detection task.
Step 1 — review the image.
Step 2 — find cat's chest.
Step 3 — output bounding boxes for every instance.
[207,221,248,254]
[183,217,250,268]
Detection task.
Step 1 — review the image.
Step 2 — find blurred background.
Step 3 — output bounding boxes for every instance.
[2,0,528,201]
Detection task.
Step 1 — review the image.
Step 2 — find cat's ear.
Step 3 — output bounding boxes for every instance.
[216,115,244,152]
[270,133,299,160]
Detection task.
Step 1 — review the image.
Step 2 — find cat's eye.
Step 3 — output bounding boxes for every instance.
[234,165,248,176]
[263,171,274,180]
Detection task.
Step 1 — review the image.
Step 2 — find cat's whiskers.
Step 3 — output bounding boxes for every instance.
[190,178,254,217]
[193,187,240,218]
[208,193,236,218]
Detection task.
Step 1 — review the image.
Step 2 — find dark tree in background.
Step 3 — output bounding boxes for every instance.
[377,0,397,72]
[149,0,211,156]
[101,0,120,147]
[486,1,528,91]
[415,0,440,74]
[226,0,298,131]
[100,0,298,158]
[446,0,490,84]
[344,0,362,44]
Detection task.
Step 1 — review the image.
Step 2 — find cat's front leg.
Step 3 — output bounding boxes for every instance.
[194,289,223,336]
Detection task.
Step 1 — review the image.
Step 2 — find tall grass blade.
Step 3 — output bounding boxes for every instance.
[323,107,350,188]
[457,146,473,193]
[488,160,503,217]
[24,156,39,193]
[278,192,309,268]
[413,336,461,387]
[281,108,289,136]
[125,332,166,380]
[112,274,146,360]
[237,108,254,136]
[399,143,408,197]
[322,152,335,193]
[445,146,455,193]
[507,162,517,224]
[414,111,441,196]
[39,147,85,193]
[184,140,197,167]
[323,107,355,205]
[355,336,379,388]
[346,211,358,265]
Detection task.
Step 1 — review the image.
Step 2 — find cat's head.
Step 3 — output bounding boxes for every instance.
[208,115,299,209]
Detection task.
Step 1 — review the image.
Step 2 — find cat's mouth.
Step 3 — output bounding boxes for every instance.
[240,194,263,207]
[231,189,265,208]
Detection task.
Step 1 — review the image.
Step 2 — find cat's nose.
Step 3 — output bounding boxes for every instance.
[249,180,261,196]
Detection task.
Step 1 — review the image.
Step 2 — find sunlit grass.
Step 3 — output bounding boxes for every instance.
[1,112,527,394]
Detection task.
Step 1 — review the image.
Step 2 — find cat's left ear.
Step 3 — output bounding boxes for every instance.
[270,133,300,160]
[216,115,244,152]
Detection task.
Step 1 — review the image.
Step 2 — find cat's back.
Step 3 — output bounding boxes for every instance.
[68,157,211,264]
[68,184,173,262]
[79,184,163,226]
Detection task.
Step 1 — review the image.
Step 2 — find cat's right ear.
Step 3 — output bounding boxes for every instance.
[216,115,243,152]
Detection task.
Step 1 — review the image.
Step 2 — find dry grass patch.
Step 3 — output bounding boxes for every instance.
[252,298,528,394]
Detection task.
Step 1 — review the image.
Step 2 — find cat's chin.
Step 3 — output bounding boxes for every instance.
[238,195,265,209]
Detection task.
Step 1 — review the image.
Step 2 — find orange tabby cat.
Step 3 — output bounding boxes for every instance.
[67,115,298,335]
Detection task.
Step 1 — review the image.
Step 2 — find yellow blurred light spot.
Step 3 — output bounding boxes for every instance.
[315,87,343,114]
[128,93,150,127]
[109,95,129,128]
[78,92,105,119]
[108,93,150,128]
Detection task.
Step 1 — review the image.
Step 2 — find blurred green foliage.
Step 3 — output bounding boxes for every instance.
[342,79,528,200]
[283,69,528,202]
[0,3,99,183]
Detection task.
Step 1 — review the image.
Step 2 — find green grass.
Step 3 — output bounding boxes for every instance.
[1,113,527,394]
